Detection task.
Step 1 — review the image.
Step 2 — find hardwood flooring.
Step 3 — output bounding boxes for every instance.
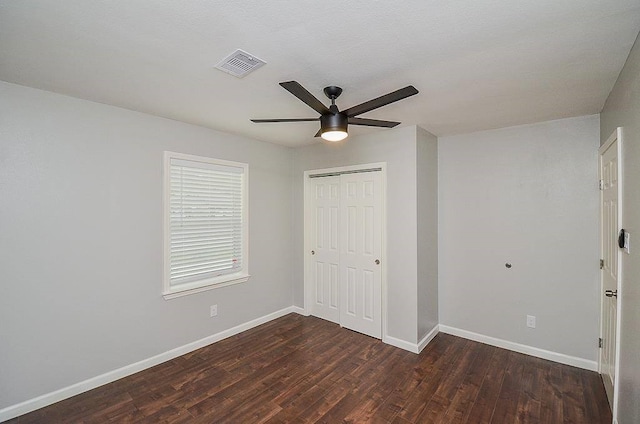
[9,314,611,423]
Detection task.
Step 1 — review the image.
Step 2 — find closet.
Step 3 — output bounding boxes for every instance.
[305,166,383,338]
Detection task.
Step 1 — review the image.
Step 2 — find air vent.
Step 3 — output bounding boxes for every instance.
[215,49,266,78]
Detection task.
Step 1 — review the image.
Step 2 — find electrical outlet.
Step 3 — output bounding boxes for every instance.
[526,315,536,329]
[210,304,218,317]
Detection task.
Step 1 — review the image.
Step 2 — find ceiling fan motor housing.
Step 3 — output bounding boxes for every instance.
[321,109,348,133]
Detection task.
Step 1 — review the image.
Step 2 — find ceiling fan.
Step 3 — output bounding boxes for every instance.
[251,81,419,142]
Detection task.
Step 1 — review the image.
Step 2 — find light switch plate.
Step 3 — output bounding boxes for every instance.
[624,231,630,254]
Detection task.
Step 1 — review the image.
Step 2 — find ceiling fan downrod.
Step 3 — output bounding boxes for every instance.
[323,86,343,105]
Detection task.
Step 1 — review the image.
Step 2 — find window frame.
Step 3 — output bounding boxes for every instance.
[162,151,249,300]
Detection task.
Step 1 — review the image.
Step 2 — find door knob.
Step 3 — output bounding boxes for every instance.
[605,290,618,298]
[375,259,380,265]
[311,250,315,255]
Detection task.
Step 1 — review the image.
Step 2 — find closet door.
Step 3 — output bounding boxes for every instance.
[339,172,382,338]
[309,176,341,324]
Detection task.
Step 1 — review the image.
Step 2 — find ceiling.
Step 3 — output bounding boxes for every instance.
[1,1,639,147]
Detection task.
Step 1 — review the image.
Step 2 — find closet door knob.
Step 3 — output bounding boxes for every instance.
[311,250,315,255]
[375,259,380,265]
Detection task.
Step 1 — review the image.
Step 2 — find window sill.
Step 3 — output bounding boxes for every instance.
[162,274,250,300]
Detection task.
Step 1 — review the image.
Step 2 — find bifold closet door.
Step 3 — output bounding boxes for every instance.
[309,171,382,339]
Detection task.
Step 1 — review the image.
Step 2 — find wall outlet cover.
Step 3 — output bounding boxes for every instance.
[526,315,536,328]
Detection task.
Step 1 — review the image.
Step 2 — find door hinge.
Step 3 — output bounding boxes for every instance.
[599,179,604,190]
[599,337,603,348]
[600,259,604,269]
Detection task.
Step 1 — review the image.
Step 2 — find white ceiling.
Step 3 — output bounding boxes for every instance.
[1,1,639,147]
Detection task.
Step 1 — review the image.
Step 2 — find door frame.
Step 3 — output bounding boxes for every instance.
[303,162,388,339]
[598,127,623,421]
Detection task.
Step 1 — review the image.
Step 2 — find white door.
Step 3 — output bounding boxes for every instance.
[307,168,383,339]
[599,130,621,408]
[339,171,382,339]
[309,176,341,323]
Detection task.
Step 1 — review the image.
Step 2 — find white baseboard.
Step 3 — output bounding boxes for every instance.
[438,325,598,371]
[290,305,308,316]
[383,335,419,353]
[417,325,439,353]
[0,306,298,423]
[383,326,438,354]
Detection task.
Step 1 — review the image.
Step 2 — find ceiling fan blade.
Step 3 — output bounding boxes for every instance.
[251,118,319,123]
[280,81,330,115]
[314,129,322,137]
[348,117,400,128]
[343,85,419,117]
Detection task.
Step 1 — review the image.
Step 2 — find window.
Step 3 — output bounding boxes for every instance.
[163,152,249,299]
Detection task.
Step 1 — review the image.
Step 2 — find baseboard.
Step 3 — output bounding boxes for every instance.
[383,335,419,353]
[383,326,438,354]
[0,306,298,423]
[417,324,439,353]
[290,305,308,316]
[438,325,598,371]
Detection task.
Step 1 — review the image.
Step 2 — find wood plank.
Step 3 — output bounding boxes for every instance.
[539,360,564,423]
[514,356,543,423]
[464,346,509,423]
[561,365,588,423]
[481,350,525,423]
[440,342,495,423]
[397,337,469,421]
[375,334,456,422]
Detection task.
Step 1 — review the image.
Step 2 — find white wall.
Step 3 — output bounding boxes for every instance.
[438,115,600,362]
[417,127,438,340]
[292,126,422,344]
[0,82,293,410]
[600,31,640,424]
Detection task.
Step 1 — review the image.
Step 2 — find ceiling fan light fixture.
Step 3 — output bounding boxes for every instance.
[321,130,348,142]
[320,111,348,142]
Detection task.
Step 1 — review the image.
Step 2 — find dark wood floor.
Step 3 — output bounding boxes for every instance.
[9,314,611,423]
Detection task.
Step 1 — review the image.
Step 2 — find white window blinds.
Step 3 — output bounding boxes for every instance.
[166,155,248,292]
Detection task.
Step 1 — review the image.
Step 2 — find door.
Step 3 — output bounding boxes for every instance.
[599,129,621,408]
[309,176,341,324]
[307,167,383,339]
[339,171,383,339]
